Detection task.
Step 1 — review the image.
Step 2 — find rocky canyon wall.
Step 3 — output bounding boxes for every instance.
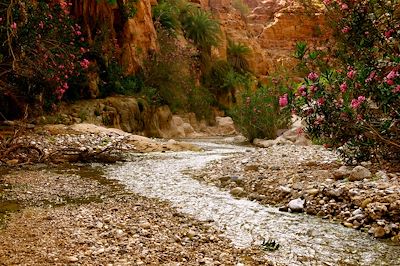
[211,0,328,78]
[72,0,157,76]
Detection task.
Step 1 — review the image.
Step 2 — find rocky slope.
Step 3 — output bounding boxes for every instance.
[213,0,328,78]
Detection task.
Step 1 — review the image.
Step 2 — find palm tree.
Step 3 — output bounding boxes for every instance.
[152,1,180,33]
[181,8,220,51]
[227,41,251,73]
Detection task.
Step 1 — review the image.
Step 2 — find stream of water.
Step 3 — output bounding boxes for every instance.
[106,141,400,265]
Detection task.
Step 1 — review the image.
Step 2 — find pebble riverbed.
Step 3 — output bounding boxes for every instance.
[106,141,400,266]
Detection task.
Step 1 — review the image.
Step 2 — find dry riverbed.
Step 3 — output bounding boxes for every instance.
[0,166,269,265]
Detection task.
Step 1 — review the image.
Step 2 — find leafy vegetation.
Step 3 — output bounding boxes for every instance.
[229,76,291,141]
[285,0,400,162]
[0,0,89,118]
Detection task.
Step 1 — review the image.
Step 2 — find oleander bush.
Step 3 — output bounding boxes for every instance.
[285,0,400,162]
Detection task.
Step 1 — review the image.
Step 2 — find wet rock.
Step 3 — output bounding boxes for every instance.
[349,166,372,181]
[288,198,305,212]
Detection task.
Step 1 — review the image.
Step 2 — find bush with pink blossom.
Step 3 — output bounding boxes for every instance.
[288,0,400,162]
[0,0,89,115]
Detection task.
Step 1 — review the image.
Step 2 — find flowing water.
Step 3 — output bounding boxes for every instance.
[106,141,400,266]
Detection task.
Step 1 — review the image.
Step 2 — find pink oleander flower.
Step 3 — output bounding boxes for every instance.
[347,69,357,79]
[279,94,288,107]
[340,82,347,92]
[298,85,306,96]
[365,71,376,83]
[308,72,319,81]
[80,59,90,69]
[39,21,44,29]
[11,22,17,30]
[341,3,348,10]
[386,79,395,86]
[386,70,398,80]
[351,95,366,109]
[385,29,394,39]
[310,85,318,92]
[341,26,351,33]
[323,0,332,5]
[392,85,400,93]
[317,98,325,106]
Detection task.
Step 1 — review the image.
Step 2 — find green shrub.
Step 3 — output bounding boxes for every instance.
[142,28,197,111]
[230,78,291,141]
[0,0,89,114]
[152,0,180,33]
[181,8,221,50]
[227,41,251,73]
[286,1,400,162]
[187,86,215,120]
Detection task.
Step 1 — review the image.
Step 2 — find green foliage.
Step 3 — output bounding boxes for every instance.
[187,86,215,120]
[288,0,400,162]
[181,8,221,50]
[152,0,180,32]
[232,0,250,18]
[121,0,138,19]
[0,0,88,117]
[229,82,290,141]
[142,28,197,111]
[227,41,251,73]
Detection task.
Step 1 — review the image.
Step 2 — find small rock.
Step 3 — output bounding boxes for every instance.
[140,222,151,229]
[375,170,388,180]
[186,230,197,239]
[230,187,245,196]
[333,166,352,180]
[343,222,353,228]
[349,166,372,181]
[66,256,79,262]
[288,198,305,212]
[279,186,292,194]
[370,226,386,238]
[366,202,388,220]
[306,188,319,196]
[6,159,19,165]
[253,138,275,148]
[244,165,259,171]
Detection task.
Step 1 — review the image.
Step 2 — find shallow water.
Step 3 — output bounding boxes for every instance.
[106,141,400,266]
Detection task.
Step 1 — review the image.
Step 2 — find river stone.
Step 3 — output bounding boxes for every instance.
[244,165,259,171]
[253,138,275,148]
[333,166,352,180]
[371,226,386,238]
[66,256,79,262]
[306,188,319,196]
[230,187,245,196]
[349,166,372,181]
[366,202,388,220]
[288,198,305,212]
